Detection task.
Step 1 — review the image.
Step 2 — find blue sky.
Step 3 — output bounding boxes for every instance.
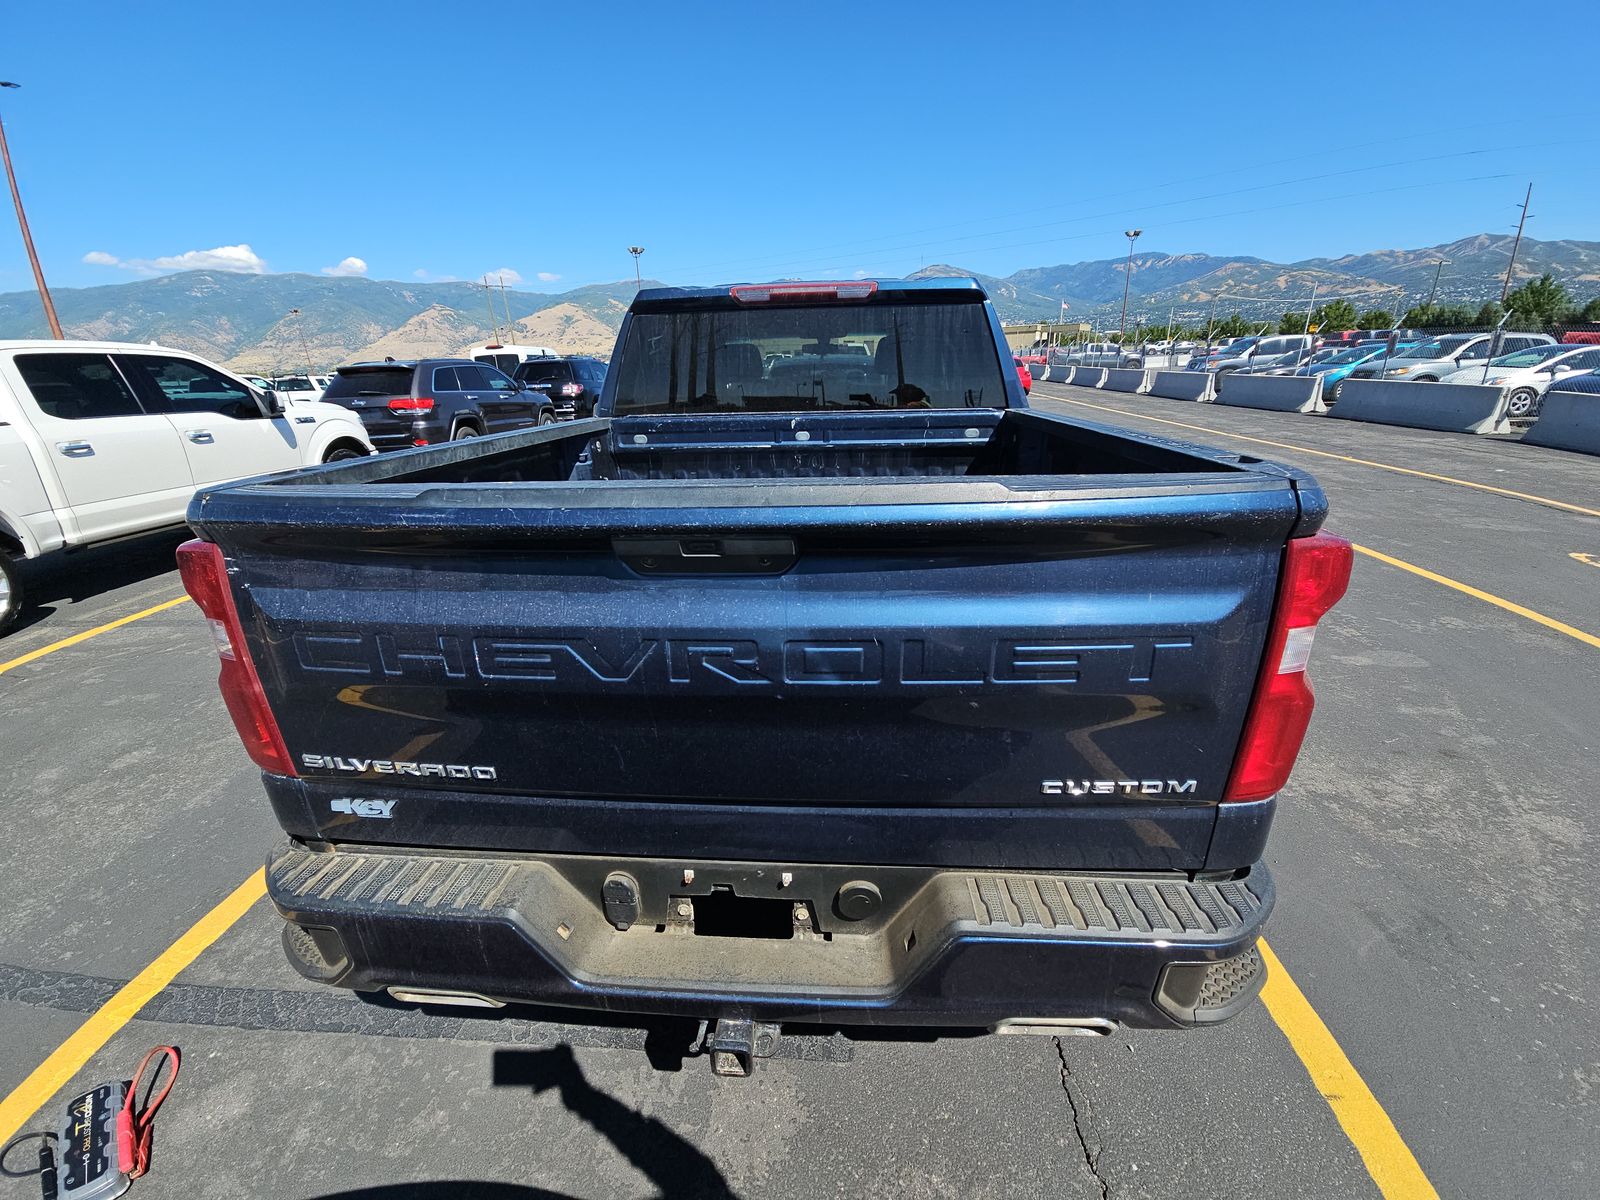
[3,0,1597,294]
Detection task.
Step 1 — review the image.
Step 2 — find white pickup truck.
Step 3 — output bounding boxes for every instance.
[0,340,372,632]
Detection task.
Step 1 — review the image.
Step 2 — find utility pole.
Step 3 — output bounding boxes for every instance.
[1425,258,1450,309]
[628,246,645,290]
[1302,284,1319,338]
[1499,183,1532,306]
[480,276,501,343]
[0,82,63,339]
[498,275,515,341]
[287,309,314,377]
[1118,229,1141,341]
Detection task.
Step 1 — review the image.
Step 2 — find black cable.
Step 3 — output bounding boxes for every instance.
[0,1128,56,1178]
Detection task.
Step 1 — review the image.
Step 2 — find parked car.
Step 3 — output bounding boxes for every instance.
[179,275,1351,1060]
[1438,343,1600,417]
[321,358,557,451]
[1295,341,1417,402]
[1345,331,1555,383]
[0,339,372,633]
[243,374,274,391]
[467,343,558,377]
[1546,369,1600,396]
[1205,336,1319,389]
[1187,336,1262,372]
[1013,355,1032,394]
[513,356,608,419]
[1244,346,1333,376]
[272,375,325,404]
[1064,342,1137,368]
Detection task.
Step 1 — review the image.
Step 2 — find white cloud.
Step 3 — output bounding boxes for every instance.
[413,268,459,282]
[536,271,561,283]
[483,267,523,285]
[81,243,268,275]
[321,256,368,277]
[413,269,430,278]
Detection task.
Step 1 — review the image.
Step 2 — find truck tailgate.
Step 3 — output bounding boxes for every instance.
[199,476,1304,869]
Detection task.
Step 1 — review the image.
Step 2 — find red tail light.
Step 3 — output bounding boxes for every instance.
[1224,533,1353,802]
[176,539,296,777]
[388,396,435,413]
[730,281,877,304]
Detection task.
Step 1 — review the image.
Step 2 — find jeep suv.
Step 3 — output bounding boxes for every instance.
[322,359,556,450]
[513,356,608,419]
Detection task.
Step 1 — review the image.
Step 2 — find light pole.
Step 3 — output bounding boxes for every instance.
[628,246,645,289]
[0,81,63,339]
[1425,259,1450,310]
[1118,229,1141,342]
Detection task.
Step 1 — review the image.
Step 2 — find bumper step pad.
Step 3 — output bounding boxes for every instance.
[269,844,1272,1029]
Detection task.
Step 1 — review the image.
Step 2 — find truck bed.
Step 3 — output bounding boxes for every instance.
[190,406,1322,873]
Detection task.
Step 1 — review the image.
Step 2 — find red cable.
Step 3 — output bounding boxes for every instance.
[115,1046,180,1180]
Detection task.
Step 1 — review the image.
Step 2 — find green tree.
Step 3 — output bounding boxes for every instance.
[1504,273,1574,324]
[1579,296,1600,322]
[1404,302,1476,328]
[1312,300,1360,332]
[1213,313,1254,339]
[1475,301,1505,325]
[1355,309,1393,328]
[1278,310,1307,335]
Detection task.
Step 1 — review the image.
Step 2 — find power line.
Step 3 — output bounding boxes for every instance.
[698,171,1524,283]
[674,136,1598,283]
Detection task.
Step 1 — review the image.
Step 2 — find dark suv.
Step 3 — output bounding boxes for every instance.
[513,356,607,419]
[322,359,556,451]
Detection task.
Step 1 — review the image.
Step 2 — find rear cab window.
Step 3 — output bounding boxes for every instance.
[612,297,1007,414]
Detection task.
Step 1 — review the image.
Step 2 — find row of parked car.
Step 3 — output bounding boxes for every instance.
[0,338,607,633]
[1187,330,1600,415]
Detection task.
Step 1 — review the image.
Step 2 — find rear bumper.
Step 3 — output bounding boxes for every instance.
[268,842,1272,1030]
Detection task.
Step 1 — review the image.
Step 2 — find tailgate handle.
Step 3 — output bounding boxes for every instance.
[613,536,796,575]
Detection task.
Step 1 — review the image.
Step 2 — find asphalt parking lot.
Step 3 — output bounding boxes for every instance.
[1,387,1595,1199]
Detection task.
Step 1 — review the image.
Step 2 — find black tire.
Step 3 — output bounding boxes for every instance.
[322,446,365,463]
[1505,387,1539,418]
[1330,380,1344,403]
[451,423,480,441]
[1414,375,1437,383]
[0,553,23,637]
[538,410,557,426]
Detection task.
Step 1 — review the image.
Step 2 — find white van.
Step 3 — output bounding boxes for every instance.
[467,344,558,377]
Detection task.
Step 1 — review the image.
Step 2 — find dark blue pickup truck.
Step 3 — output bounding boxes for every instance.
[180,278,1351,1073]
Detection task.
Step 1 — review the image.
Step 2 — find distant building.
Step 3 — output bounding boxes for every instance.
[1003,321,1093,351]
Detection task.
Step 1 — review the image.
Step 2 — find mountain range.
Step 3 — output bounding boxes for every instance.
[1,233,1596,371]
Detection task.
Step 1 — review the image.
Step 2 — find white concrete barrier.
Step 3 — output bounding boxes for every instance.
[1331,379,1511,435]
[1148,371,1214,402]
[1069,367,1107,389]
[1103,367,1152,394]
[1520,389,1600,455]
[1213,373,1326,414]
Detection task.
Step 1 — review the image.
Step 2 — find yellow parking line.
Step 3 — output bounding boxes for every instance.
[1042,391,1600,520]
[1260,940,1440,1199]
[1354,544,1600,650]
[1573,552,1600,570]
[0,869,265,1144]
[0,596,190,676]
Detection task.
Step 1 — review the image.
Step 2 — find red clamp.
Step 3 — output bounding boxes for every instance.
[115,1046,180,1180]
